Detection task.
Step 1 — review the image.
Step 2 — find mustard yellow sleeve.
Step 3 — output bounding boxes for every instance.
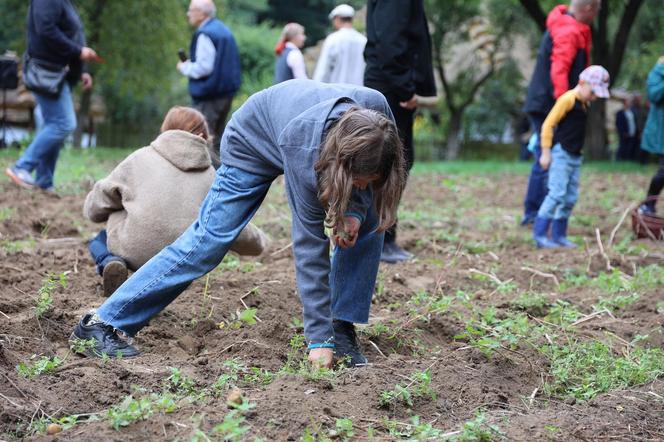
[540,91,576,150]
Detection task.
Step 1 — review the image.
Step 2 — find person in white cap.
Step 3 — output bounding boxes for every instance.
[532,65,610,249]
[313,4,366,86]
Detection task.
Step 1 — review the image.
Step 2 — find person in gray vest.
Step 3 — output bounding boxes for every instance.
[313,4,366,86]
[274,23,308,84]
[70,80,406,369]
[177,0,241,168]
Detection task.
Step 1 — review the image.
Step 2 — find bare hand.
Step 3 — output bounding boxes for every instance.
[308,348,333,369]
[399,94,418,110]
[80,73,93,90]
[80,47,98,62]
[334,216,360,248]
[539,151,551,170]
[177,61,185,71]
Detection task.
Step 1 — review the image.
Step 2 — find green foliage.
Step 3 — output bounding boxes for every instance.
[544,300,583,327]
[379,369,436,409]
[542,341,664,401]
[509,292,549,316]
[0,238,36,254]
[106,392,180,430]
[17,355,63,379]
[594,293,639,314]
[0,207,15,221]
[35,272,67,318]
[69,337,97,355]
[453,411,505,441]
[167,367,197,395]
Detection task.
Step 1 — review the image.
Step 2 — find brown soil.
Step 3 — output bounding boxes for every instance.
[1,171,663,441]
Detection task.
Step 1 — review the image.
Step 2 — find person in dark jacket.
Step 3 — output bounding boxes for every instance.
[520,0,600,226]
[364,0,436,263]
[639,58,664,215]
[5,0,99,191]
[70,80,407,369]
[177,0,241,168]
[615,96,639,161]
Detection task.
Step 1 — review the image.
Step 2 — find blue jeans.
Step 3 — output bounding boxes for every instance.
[88,230,122,275]
[523,113,548,220]
[537,144,582,220]
[96,164,382,337]
[15,83,76,189]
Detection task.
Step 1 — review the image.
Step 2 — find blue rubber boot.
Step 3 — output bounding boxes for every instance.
[551,218,576,248]
[533,217,559,248]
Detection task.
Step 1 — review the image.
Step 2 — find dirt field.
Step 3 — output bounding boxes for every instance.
[1,168,663,441]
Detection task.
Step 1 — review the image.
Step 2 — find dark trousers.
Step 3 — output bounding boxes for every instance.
[88,230,121,275]
[383,93,415,244]
[646,154,664,209]
[523,113,548,220]
[194,95,233,169]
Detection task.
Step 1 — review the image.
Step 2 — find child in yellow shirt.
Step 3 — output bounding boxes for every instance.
[533,65,610,248]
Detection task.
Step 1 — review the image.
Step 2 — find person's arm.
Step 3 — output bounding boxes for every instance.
[83,159,132,223]
[550,34,578,99]
[178,34,216,79]
[287,48,308,79]
[369,0,413,101]
[31,0,83,59]
[646,64,664,106]
[313,39,333,83]
[539,92,576,169]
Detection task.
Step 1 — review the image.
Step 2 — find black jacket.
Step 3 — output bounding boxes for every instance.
[27,0,86,86]
[364,0,436,102]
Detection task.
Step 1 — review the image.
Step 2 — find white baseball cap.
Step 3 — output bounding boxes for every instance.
[329,4,355,20]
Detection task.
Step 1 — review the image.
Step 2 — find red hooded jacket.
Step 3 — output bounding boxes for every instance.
[547,5,592,98]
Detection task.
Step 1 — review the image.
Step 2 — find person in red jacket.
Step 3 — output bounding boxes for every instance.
[520,0,600,226]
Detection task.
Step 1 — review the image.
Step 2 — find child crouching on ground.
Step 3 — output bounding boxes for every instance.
[533,65,610,248]
[84,106,269,296]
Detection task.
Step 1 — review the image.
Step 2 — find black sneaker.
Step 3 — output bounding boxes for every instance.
[103,260,128,297]
[70,313,139,358]
[333,320,367,367]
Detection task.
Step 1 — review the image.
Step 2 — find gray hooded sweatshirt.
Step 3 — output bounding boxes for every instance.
[221,79,393,345]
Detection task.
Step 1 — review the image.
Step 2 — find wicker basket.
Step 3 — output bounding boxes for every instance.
[631,195,664,240]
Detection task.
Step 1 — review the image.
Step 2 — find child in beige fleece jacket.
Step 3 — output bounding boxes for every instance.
[85,106,269,296]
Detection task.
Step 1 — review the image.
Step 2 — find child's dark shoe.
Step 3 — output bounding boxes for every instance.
[70,313,139,358]
[533,216,559,249]
[103,259,128,297]
[333,320,367,367]
[380,241,412,264]
[551,218,576,248]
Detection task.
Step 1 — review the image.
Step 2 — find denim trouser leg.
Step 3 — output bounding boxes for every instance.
[329,206,384,324]
[88,230,122,275]
[523,113,548,219]
[538,145,582,220]
[96,165,273,336]
[16,83,76,189]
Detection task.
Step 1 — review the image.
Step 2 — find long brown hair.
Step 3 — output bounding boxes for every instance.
[160,106,209,140]
[315,107,406,232]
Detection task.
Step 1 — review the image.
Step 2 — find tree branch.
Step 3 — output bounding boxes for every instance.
[433,37,457,113]
[518,0,546,32]
[608,0,644,81]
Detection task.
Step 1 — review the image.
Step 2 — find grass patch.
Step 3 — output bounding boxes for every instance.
[542,340,664,401]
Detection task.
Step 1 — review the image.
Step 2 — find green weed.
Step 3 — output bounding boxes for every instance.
[209,401,255,441]
[166,367,197,395]
[16,355,63,379]
[35,272,67,318]
[106,392,180,430]
[510,292,549,316]
[0,238,36,254]
[594,293,639,313]
[542,340,664,401]
[453,411,504,441]
[544,300,583,327]
[0,207,15,221]
[379,369,436,408]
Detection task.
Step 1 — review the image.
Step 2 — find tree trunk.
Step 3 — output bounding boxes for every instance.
[584,99,608,160]
[445,111,463,160]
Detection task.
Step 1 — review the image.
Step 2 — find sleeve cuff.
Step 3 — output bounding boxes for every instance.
[344,211,364,223]
[308,342,335,349]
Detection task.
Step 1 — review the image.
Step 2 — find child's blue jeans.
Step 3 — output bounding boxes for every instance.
[537,144,582,220]
[96,164,382,341]
[88,230,123,275]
